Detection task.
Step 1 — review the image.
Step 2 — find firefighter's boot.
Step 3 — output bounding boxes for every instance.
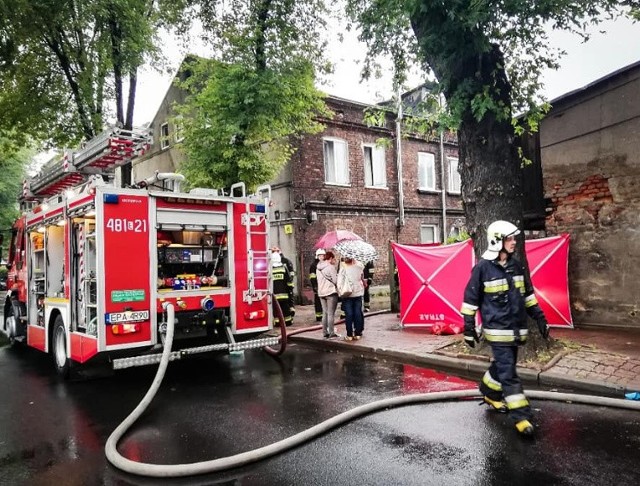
[515,419,535,436]
[481,396,508,413]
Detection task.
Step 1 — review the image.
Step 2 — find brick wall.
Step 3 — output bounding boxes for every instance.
[291,97,463,292]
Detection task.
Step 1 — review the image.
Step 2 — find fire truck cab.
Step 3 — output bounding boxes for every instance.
[3,127,275,377]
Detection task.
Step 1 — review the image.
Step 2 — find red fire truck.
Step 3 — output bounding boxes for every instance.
[2,127,277,377]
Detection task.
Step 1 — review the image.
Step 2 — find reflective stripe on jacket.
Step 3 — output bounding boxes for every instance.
[272,265,291,296]
[460,256,545,346]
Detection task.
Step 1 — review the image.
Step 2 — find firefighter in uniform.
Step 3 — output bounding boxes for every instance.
[272,247,295,319]
[363,261,374,312]
[309,249,326,322]
[271,252,294,326]
[461,220,550,436]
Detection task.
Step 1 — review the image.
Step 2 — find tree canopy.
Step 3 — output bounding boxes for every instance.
[176,0,330,190]
[345,0,639,252]
[0,0,191,148]
[0,140,31,253]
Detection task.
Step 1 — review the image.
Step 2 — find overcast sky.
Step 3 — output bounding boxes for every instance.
[133,15,640,126]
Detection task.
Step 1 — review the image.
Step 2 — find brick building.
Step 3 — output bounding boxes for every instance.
[271,95,462,301]
[133,78,462,301]
[538,60,640,328]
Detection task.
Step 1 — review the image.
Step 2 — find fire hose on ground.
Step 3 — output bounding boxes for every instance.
[105,303,640,478]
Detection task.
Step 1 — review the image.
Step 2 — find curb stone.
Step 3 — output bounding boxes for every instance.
[290,334,631,398]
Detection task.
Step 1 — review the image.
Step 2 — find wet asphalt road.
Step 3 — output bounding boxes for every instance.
[1,341,640,486]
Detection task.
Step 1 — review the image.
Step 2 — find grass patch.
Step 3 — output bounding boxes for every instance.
[445,336,580,369]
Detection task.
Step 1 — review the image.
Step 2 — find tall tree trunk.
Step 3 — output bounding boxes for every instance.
[456,45,523,255]
[254,0,273,72]
[109,11,124,126]
[410,5,549,357]
[119,69,138,187]
[44,35,96,140]
[125,69,137,130]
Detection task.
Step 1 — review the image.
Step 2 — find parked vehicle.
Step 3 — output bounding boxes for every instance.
[2,128,274,377]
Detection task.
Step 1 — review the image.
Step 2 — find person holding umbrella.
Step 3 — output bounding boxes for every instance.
[337,257,365,341]
[316,251,341,339]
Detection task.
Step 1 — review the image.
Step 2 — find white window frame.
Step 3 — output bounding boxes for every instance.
[160,122,170,150]
[174,116,185,143]
[323,137,350,185]
[420,224,439,244]
[448,156,461,194]
[363,143,387,188]
[418,152,436,191]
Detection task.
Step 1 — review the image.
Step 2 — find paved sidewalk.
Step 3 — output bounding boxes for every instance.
[283,305,640,398]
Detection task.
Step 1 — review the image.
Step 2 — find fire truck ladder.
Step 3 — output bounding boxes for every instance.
[232,182,271,304]
[73,127,151,173]
[22,150,83,200]
[22,127,152,200]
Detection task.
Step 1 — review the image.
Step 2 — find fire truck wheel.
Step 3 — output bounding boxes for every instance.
[52,316,71,378]
[4,301,20,346]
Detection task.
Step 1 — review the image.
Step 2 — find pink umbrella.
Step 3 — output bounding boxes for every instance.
[314,230,362,249]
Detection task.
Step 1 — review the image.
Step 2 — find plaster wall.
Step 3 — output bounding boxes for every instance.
[541,65,640,328]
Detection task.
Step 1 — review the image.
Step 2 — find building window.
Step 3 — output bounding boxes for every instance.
[420,224,439,244]
[363,144,386,188]
[323,138,349,185]
[160,122,170,150]
[418,152,436,190]
[448,157,461,193]
[174,116,184,143]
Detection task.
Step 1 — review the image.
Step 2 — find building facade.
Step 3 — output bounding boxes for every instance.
[271,96,462,301]
[540,61,640,328]
[134,83,463,302]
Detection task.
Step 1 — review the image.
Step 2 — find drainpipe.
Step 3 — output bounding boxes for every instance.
[396,89,405,228]
[439,94,447,242]
[440,131,447,242]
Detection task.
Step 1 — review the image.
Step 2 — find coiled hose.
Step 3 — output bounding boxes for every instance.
[105,304,640,478]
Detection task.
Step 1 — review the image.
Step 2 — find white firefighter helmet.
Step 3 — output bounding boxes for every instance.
[271,251,282,266]
[482,220,521,260]
[315,248,326,258]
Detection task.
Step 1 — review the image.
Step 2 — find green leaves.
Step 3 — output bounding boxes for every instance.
[177,58,328,191]
[346,0,636,130]
[0,138,32,248]
[174,0,331,191]
[0,0,193,146]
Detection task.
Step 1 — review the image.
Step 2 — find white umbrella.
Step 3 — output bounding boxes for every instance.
[334,239,378,263]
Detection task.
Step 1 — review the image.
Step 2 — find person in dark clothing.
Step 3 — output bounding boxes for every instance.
[271,252,294,326]
[363,261,374,312]
[309,248,325,322]
[272,246,295,319]
[461,220,550,437]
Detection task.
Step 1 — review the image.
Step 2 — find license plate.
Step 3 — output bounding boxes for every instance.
[106,310,150,324]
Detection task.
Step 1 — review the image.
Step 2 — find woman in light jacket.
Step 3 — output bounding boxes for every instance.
[315,251,340,339]
[337,257,365,341]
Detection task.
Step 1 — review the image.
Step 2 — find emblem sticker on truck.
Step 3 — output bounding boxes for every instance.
[105,310,150,324]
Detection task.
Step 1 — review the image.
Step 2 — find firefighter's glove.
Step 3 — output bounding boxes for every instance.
[463,315,479,348]
[464,328,480,348]
[537,318,550,340]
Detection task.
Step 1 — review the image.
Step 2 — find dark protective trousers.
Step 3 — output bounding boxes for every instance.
[479,345,532,423]
[313,291,323,321]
